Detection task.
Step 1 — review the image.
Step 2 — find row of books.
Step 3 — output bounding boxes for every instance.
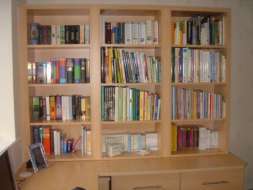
[102,133,158,157]
[171,126,219,152]
[171,87,225,120]
[173,16,224,46]
[27,58,90,84]
[32,126,91,156]
[29,23,90,45]
[172,48,226,83]
[32,95,90,121]
[104,20,159,44]
[101,48,161,83]
[101,87,161,121]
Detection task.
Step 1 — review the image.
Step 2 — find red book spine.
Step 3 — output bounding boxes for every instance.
[43,127,51,155]
[56,60,60,83]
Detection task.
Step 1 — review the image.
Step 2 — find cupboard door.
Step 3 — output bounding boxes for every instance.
[112,173,179,190]
[181,168,244,190]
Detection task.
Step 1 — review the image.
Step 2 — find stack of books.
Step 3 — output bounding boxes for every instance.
[101,48,161,83]
[172,48,226,83]
[102,133,158,157]
[173,16,224,45]
[28,58,90,84]
[104,20,158,44]
[101,87,161,121]
[31,95,90,121]
[171,87,225,120]
[29,23,90,45]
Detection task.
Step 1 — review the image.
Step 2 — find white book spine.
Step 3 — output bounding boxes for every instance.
[46,96,50,121]
[80,24,84,44]
[46,62,52,84]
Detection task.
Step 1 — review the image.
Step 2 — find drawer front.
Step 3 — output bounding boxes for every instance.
[181,168,244,190]
[112,173,179,190]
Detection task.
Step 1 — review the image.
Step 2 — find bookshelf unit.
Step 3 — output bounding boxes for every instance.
[17,5,230,161]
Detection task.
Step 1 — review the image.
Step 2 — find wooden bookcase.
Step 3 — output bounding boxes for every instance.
[16,5,230,161]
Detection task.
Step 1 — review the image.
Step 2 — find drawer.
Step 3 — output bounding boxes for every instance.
[181,168,244,190]
[112,173,179,190]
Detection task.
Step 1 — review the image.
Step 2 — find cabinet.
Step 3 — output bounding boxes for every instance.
[181,168,244,190]
[112,173,180,190]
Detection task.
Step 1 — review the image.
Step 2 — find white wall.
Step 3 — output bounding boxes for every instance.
[0,0,16,154]
[14,0,253,189]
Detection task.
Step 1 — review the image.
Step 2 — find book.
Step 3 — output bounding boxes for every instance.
[29,23,90,45]
[172,48,226,83]
[28,58,90,84]
[171,87,225,120]
[173,16,224,46]
[171,126,218,152]
[101,48,161,83]
[31,95,90,122]
[32,126,82,156]
[102,132,158,157]
[104,20,158,45]
[101,87,160,121]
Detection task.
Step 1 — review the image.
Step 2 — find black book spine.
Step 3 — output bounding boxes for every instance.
[101,48,105,83]
[65,25,69,44]
[72,96,77,120]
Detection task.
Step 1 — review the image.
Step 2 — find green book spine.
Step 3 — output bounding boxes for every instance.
[39,127,44,144]
[32,97,40,120]
[60,25,65,44]
[74,59,81,83]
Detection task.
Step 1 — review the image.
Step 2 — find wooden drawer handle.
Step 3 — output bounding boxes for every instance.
[133,185,163,190]
[202,180,229,186]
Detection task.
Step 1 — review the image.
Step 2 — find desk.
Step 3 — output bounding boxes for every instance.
[17,154,245,190]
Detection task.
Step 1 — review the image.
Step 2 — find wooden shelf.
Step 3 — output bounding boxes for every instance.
[102,151,160,160]
[27,44,90,49]
[171,148,225,157]
[171,44,225,49]
[47,151,93,162]
[101,83,160,87]
[30,120,91,126]
[171,119,224,125]
[101,120,161,125]
[101,44,160,48]
[171,82,226,87]
[28,83,90,88]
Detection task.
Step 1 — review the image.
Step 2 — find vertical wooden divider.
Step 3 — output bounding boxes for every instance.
[90,6,102,159]
[223,10,231,152]
[160,8,171,156]
[18,5,30,161]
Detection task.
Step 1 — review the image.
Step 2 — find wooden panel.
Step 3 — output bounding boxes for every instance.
[112,173,179,190]
[181,168,244,190]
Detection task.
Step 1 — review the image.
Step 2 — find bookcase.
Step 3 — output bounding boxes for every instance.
[17,5,230,161]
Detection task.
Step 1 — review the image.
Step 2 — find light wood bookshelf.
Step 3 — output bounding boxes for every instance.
[17,5,230,161]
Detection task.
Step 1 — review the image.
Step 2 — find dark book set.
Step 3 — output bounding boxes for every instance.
[29,23,90,45]
[174,15,224,45]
